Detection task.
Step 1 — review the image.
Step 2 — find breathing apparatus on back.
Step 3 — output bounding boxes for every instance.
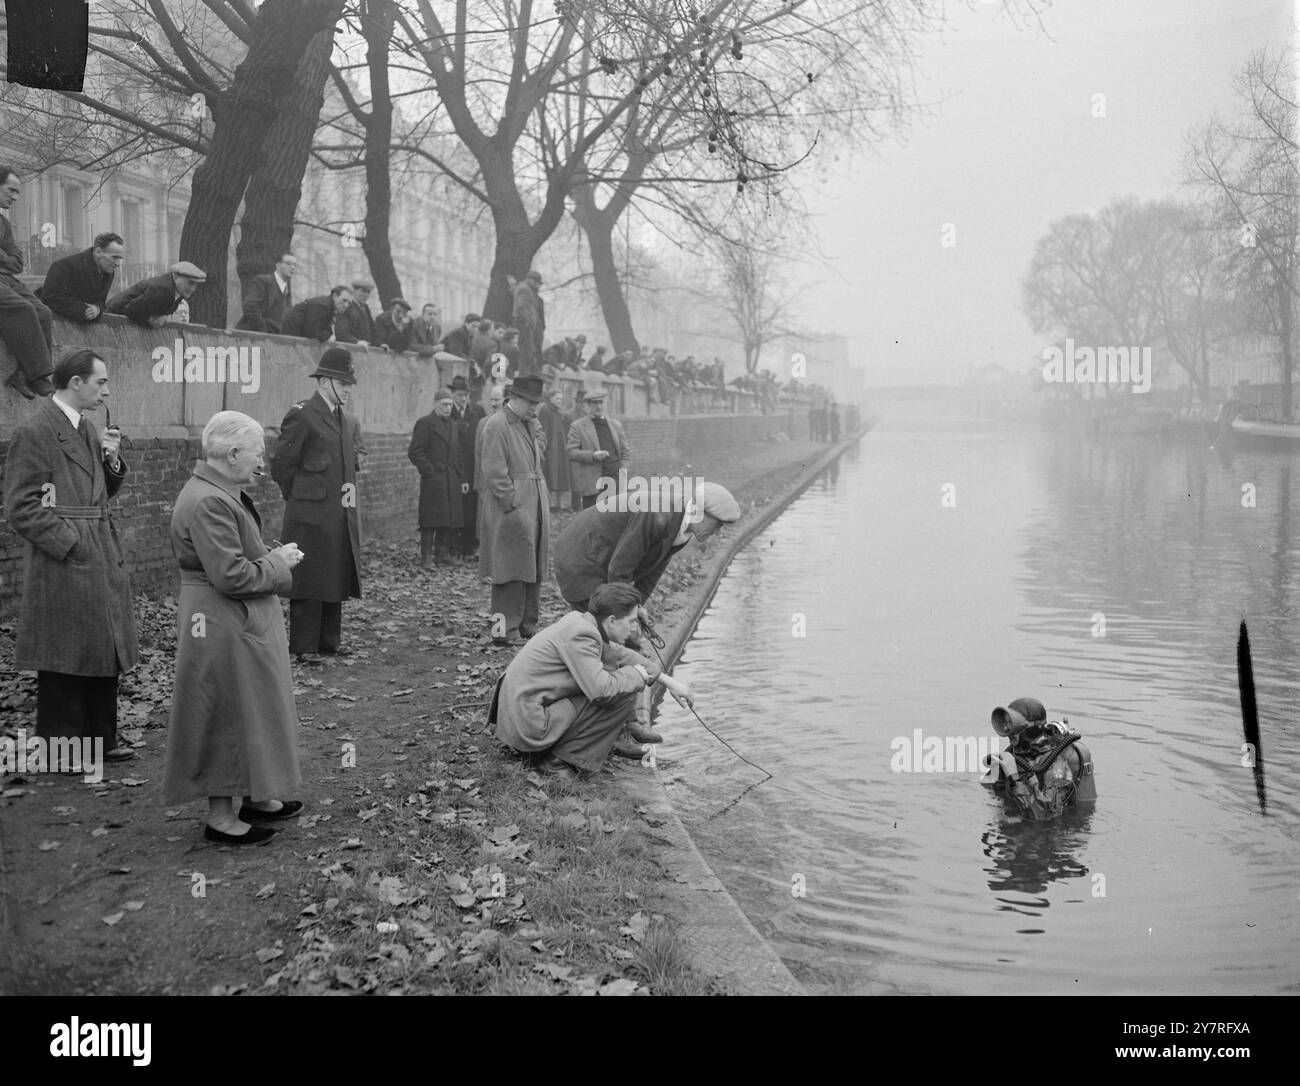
[983,697,1097,820]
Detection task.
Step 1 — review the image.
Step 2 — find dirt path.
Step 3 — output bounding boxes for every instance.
[0,432,839,995]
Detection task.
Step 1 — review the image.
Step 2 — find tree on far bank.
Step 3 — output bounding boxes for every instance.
[1187,47,1299,419]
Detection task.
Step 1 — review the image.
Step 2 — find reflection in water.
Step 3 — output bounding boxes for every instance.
[659,415,1300,995]
[982,808,1094,903]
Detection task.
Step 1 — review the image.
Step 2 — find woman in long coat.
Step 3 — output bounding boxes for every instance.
[537,387,571,511]
[163,411,307,845]
[407,389,465,565]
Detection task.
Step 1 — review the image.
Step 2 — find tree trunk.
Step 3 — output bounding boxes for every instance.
[359,0,401,307]
[481,146,571,323]
[235,26,336,301]
[180,0,345,328]
[571,186,639,355]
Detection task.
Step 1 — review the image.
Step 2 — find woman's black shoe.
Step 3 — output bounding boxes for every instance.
[239,800,303,823]
[204,823,276,845]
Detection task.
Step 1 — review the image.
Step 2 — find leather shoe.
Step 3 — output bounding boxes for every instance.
[319,646,353,657]
[4,371,35,399]
[612,738,648,760]
[295,652,324,666]
[204,823,276,845]
[239,800,303,823]
[102,748,135,762]
[627,721,662,744]
[538,754,579,781]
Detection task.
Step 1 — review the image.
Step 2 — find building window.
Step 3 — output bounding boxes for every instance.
[61,183,84,249]
[121,198,144,259]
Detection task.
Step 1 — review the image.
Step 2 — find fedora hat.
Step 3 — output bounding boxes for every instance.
[511,374,544,402]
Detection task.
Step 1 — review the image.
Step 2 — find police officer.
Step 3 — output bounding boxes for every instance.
[270,348,365,662]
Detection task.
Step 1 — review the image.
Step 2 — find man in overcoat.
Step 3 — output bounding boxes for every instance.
[235,252,295,334]
[270,348,366,661]
[408,388,466,565]
[538,386,571,511]
[333,280,376,345]
[567,389,631,509]
[478,374,549,644]
[448,374,485,559]
[0,166,56,398]
[282,285,352,343]
[38,232,124,322]
[2,349,139,764]
[511,271,544,376]
[552,482,741,755]
[106,261,206,328]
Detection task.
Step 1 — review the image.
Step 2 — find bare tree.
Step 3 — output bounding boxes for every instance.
[696,213,802,374]
[1147,200,1240,403]
[0,0,348,325]
[1187,47,1299,418]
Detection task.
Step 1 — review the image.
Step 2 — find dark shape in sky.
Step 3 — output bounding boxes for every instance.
[5,0,89,92]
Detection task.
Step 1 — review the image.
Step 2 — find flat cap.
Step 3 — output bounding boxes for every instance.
[169,261,206,281]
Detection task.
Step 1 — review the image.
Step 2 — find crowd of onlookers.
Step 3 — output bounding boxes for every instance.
[2,166,844,421]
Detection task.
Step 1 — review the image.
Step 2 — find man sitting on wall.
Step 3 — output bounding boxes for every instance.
[0,165,56,398]
[333,279,375,346]
[437,312,480,362]
[106,261,206,328]
[283,286,353,343]
[374,297,414,352]
[38,232,125,323]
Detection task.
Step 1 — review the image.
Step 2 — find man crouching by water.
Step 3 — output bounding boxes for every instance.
[983,697,1097,820]
[488,583,693,781]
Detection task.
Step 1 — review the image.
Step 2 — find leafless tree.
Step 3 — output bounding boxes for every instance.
[1187,47,1299,417]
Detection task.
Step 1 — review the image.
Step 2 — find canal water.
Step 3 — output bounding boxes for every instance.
[655,410,1300,995]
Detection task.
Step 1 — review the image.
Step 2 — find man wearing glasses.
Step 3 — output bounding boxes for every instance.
[38,233,126,323]
[236,252,297,334]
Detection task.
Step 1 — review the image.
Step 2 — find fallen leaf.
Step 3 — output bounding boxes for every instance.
[102,912,124,926]
[489,823,520,846]
[620,912,650,943]
[38,840,61,851]
[254,882,277,900]
[91,827,109,837]
[255,947,284,964]
[52,805,76,816]
[122,901,145,911]
[117,778,149,787]
[599,978,640,996]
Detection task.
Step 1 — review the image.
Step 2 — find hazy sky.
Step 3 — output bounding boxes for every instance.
[804,0,1295,388]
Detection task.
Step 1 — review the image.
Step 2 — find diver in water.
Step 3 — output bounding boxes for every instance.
[982,697,1097,821]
